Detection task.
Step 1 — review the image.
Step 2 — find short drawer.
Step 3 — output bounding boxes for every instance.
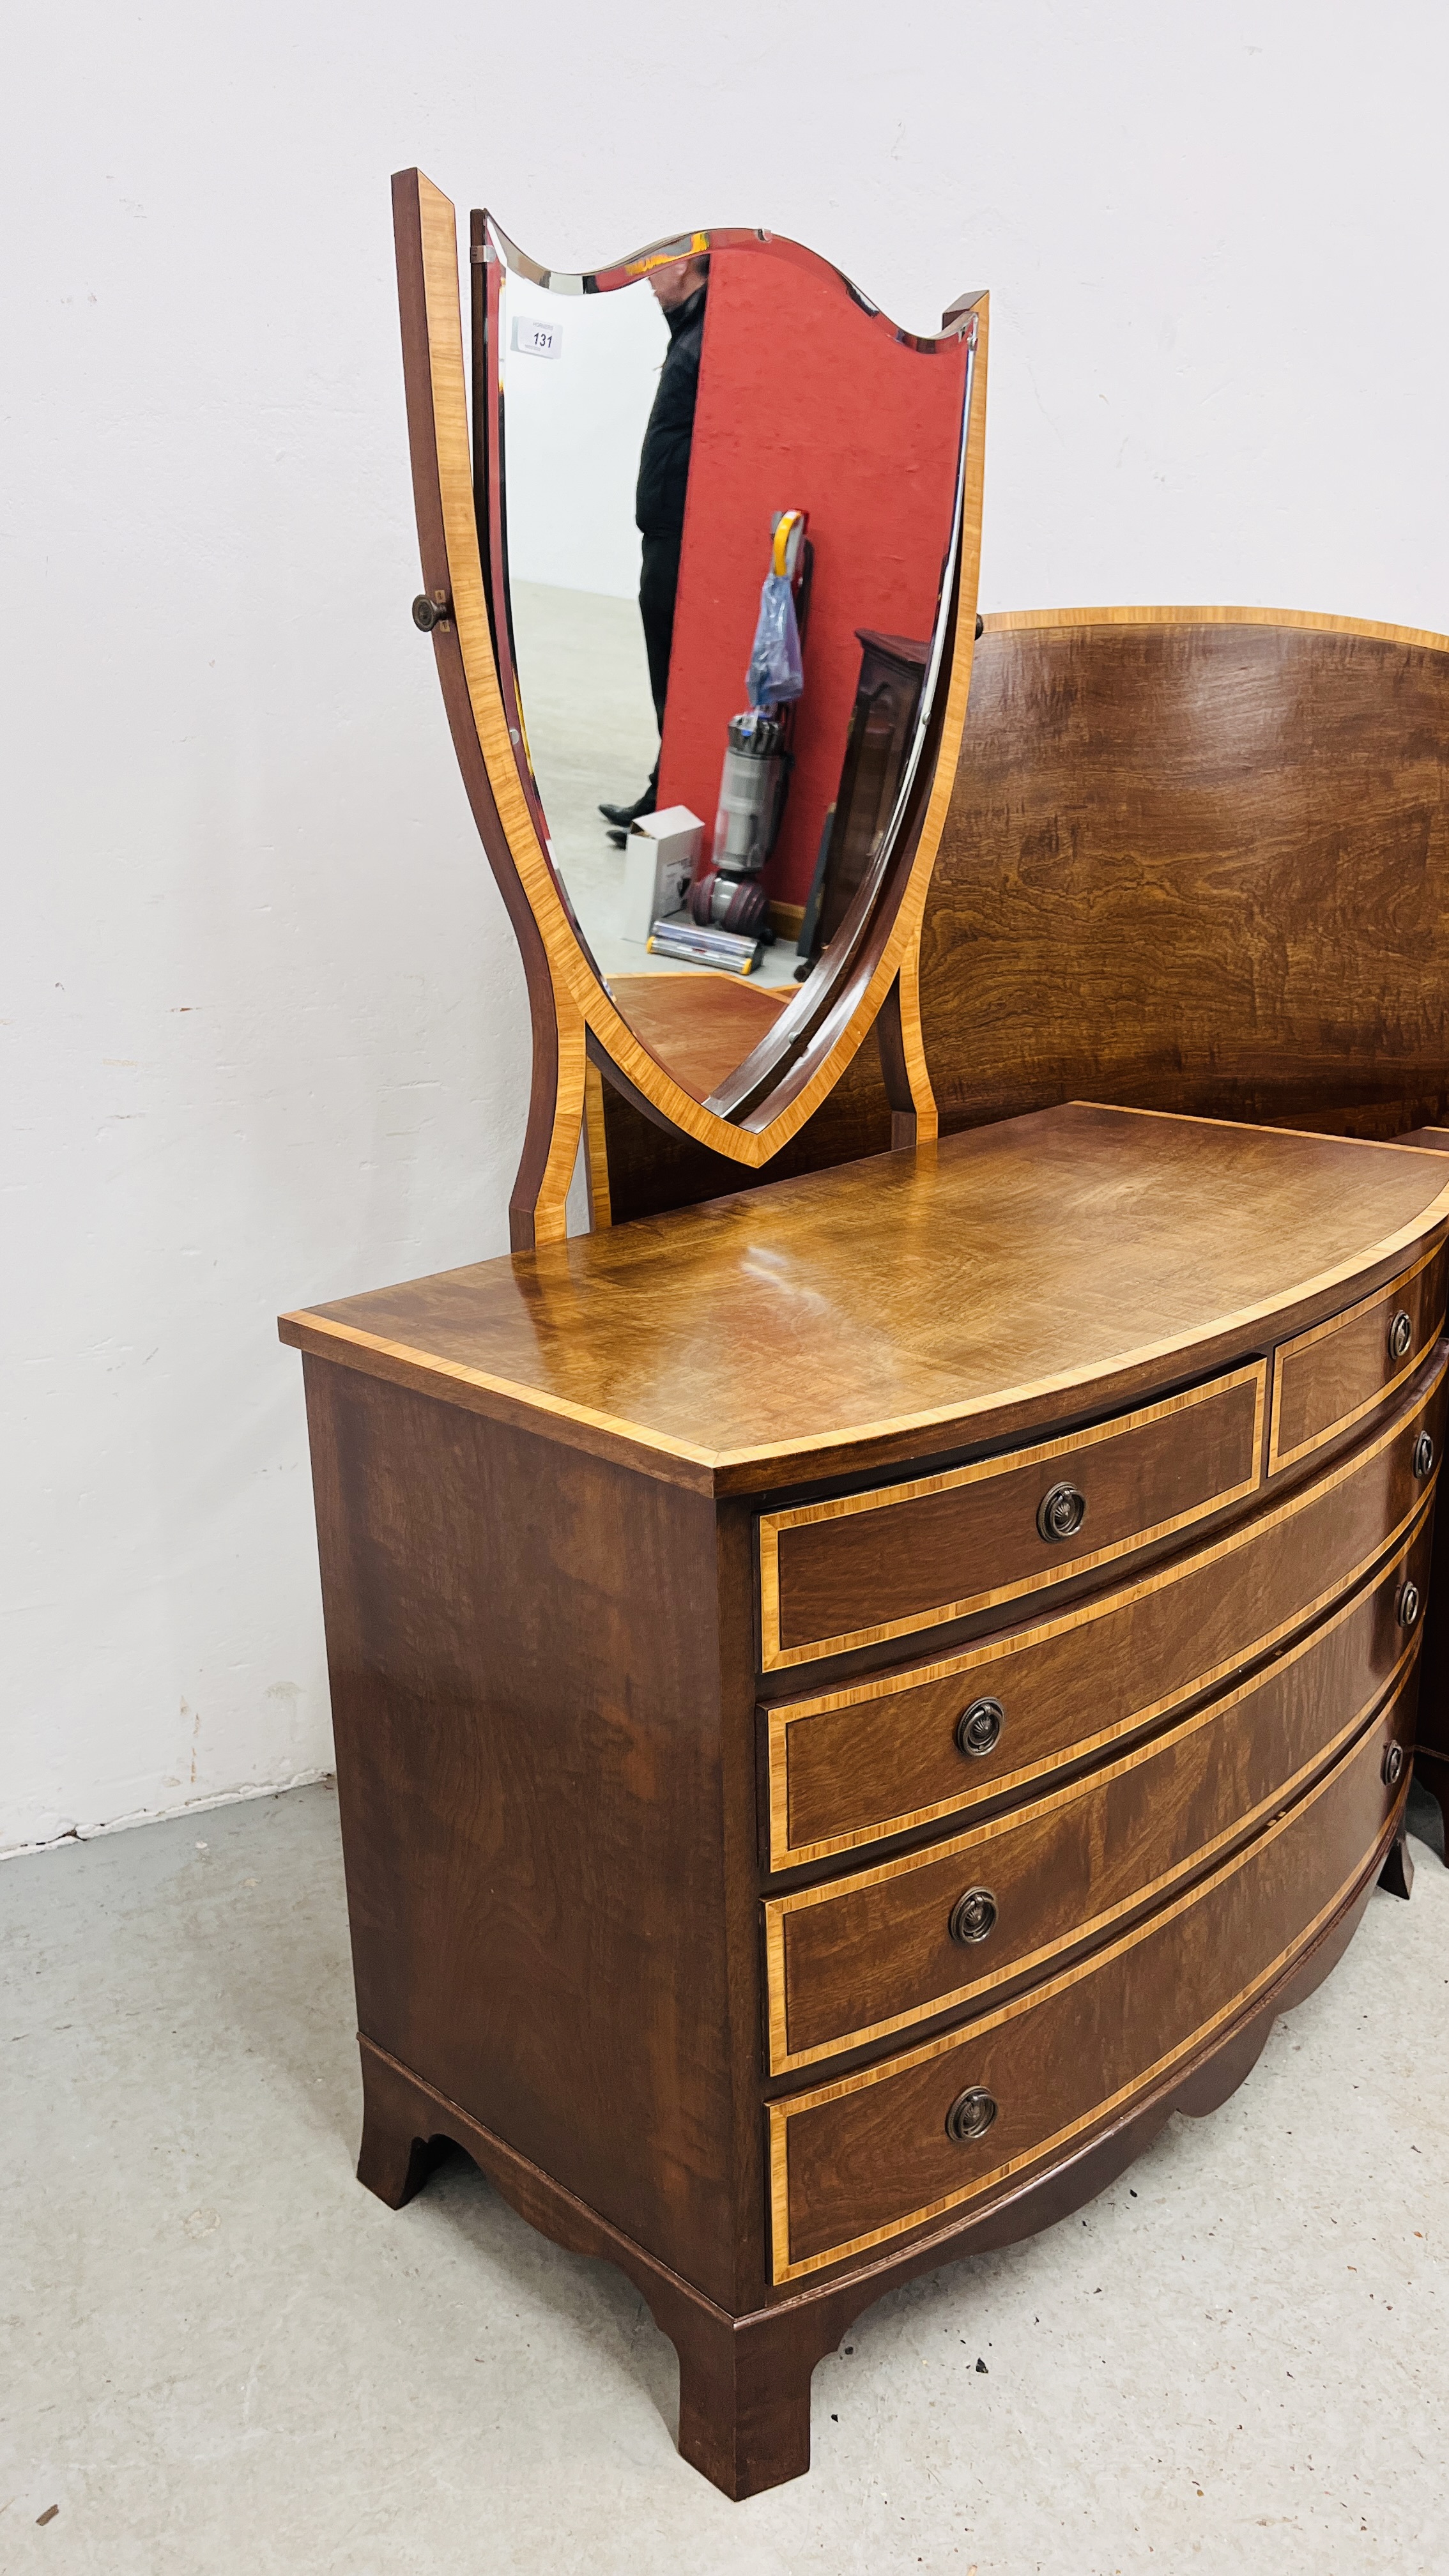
[763,1511,1430,2073]
[759,1362,1266,1673]
[1269,1246,1445,1476]
[768,1692,1410,2282]
[764,1347,1445,1870]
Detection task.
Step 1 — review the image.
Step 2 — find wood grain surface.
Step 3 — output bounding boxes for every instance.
[770,1698,1410,2280]
[765,1519,1429,2071]
[922,616,1449,1143]
[392,172,586,1250]
[761,1361,1264,1671]
[279,1103,1449,1496]
[1269,1244,1445,1474]
[594,1027,893,1229]
[979,603,1449,653]
[607,977,789,1107]
[302,1355,745,2305]
[767,1353,1446,1867]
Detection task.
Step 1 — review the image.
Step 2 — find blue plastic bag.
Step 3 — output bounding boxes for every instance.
[746,571,804,709]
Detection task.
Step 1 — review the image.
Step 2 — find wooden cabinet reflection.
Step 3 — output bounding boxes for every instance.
[804,629,930,960]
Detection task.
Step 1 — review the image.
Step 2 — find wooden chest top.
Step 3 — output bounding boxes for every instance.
[278,1103,1449,1496]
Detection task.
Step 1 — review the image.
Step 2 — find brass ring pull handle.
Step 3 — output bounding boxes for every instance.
[948,1886,998,1945]
[945,2086,998,2145]
[1383,1742,1406,1788]
[955,1697,1004,1758]
[412,591,454,632]
[1397,1581,1422,1631]
[1389,1310,1414,1361]
[1037,1482,1087,1544]
[1414,1432,1435,1479]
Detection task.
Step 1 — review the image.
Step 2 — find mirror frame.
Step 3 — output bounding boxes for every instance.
[392,168,988,1248]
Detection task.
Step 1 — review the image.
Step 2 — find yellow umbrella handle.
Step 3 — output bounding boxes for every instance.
[772,510,804,579]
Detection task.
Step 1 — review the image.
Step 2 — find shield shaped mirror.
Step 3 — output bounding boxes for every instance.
[394,174,986,1244]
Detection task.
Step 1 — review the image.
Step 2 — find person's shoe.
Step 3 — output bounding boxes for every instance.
[599,767,659,829]
[605,827,627,850]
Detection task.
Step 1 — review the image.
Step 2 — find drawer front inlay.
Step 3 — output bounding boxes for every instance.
[1269,1245,1445,1476]
[768,1696,1410,2282]
[760,1363,1266,1673]
[764,1350,1445,1870]
[763,1511,1429,2073]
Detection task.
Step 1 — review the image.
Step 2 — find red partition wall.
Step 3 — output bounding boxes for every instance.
[657,247,969,912]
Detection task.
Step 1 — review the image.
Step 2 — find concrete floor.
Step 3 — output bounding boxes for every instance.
[3,1782,1448,2574]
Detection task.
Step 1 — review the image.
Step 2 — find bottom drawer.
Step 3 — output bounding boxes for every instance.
[768,1683,1410,2283]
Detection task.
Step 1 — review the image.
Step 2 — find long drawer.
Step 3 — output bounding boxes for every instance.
[768,1691,1410,2283]
[764,1509,1429,2073]
[1269,1245,1445,1476]
[759,1361,1267,1672]
[764,1349,1445,1871]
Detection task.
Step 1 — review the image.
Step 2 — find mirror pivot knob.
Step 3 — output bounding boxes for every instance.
[412,592,453,632]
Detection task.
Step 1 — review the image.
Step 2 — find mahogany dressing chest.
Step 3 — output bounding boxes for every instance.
[280,172,1449,2495]
[280,1102,1449,2495]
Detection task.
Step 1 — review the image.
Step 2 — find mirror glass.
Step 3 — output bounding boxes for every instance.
[483,219,975,1109]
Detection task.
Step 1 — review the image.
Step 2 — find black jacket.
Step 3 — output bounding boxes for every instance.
[635,285,707,540]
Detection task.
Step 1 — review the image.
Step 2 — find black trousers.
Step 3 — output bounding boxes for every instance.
[639,530,682,730]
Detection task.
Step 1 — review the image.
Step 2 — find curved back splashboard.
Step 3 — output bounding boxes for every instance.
[925,606,1449,1138]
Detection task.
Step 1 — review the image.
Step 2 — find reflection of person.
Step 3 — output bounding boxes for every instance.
[599,250,709,835]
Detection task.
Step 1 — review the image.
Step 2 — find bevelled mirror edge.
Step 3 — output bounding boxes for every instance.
[391,166,987,1250]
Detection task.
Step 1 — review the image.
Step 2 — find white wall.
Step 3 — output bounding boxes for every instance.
[503,273,663,597]
[6,0,1448,1853]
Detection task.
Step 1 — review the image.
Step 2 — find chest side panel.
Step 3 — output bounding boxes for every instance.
[303,1358,737,2303]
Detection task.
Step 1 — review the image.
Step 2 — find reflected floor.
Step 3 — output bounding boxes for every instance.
[510,580,801,990]
[609,972,786,1103]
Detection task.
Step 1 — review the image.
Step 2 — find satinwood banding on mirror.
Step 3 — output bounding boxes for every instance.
[392,169,986,1246]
